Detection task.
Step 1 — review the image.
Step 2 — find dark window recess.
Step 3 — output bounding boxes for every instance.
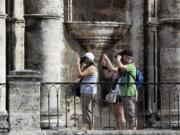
[72,0,127,22]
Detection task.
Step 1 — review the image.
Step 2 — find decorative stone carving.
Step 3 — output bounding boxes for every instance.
[65,21,131,51]
[159,0,180,23]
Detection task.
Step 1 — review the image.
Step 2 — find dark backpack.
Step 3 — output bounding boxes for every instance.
[72,79,82,97]
[128,69,144,89]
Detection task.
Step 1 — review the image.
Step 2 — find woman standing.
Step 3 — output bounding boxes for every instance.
[76,52,98,130]
[102,54,126,129]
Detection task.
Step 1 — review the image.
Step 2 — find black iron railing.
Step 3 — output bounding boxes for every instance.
[40,82,180,130]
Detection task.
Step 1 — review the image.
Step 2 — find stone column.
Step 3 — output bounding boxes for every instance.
[24,0,63,127]
[12,0,25,70]
[0,0,8,131]
[8,70,41,135]
[158,0,180,127]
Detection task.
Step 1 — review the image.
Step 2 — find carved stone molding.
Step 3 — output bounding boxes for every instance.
[158,0,180,21]
[24,14,61,20]
[65,21,131,50]
[159,18,180,24]
[0,14,7,19]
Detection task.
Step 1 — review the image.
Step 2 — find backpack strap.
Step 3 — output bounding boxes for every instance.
[128,71,136,81]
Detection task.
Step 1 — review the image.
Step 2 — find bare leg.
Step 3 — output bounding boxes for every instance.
[112,103,126,129]
[117,103,126,129]
[112,104,120,129]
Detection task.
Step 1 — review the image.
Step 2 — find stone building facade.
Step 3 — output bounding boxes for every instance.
[0,0,180,134]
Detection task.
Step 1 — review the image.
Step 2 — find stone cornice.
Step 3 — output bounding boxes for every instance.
[147,21,159,27]
[65,21,131,26]
[7,17,25,23]
[7,70,41,82]
[159,18,180,24]
[0,13,7,19]
[24,14,62,20]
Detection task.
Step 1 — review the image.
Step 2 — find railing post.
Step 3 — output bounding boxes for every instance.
[8,70,41,135]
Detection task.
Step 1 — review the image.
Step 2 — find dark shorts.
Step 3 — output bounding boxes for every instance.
[115,95,122,103]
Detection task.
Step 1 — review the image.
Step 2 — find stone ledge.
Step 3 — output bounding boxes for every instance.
[2,129,180,135]
[42,129,180,135]
[159,18,180,24]
[24,14,62,20]
[0,14,7,19]
[7,70,41,81]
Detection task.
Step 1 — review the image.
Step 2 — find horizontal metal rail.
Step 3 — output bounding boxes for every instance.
[40,82,180,130]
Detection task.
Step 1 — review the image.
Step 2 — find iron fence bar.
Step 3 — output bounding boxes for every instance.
[41,82,180,85]
[48,89,50,128]
[91,94,94,129]
[143,86,146,128]
[98,86,102,128]
[57,89,59,127]
[40,82,180,129]
[65,90,68,128]
[73,92,76,127]
[135,97,137,129]
[160,84,162,128]
[151,84,155,127]
[169,89,171,128]
[178,91,180,128]
[108,88,111,128]
[82,94,85,127]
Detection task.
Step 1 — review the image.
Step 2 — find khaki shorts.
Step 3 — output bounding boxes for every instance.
[121,96,137,126]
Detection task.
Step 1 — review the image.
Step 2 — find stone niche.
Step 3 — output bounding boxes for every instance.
[64,0,131,129]
[72,0,128,22]
[65,0,131,52]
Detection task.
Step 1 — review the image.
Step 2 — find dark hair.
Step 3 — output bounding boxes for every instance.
[80,56,94,68]
[102,65,108,70]
[114,49,133,58]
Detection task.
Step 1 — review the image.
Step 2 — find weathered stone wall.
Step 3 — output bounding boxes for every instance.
[72,0,127,22]
[0,0,6,83]
[0,0,8,132]
[63,0,144,129]
[6,0,25,71]
[157,0,180,126]
[144,0,159,124]
[8,71,41,135]
[2,0,180,134]
[24,0,63,122]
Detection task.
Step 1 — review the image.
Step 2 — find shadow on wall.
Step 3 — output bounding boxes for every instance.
[63,23,85,82]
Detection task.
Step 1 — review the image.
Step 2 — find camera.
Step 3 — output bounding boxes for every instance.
[80,57,85,65]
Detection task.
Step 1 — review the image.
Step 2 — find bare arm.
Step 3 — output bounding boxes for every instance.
[102,54,118,72]
[116,55,126,70]
[77,57,97,78]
